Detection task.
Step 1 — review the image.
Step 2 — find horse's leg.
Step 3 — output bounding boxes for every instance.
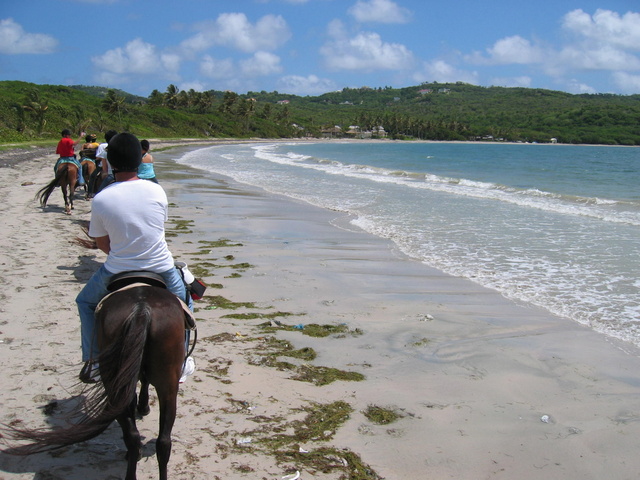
[116,396,142,480]
[61,182,71,215]
[83,162,95,198]
[156,385,178,480]
[68,168,76,211]
[137,377,151,417]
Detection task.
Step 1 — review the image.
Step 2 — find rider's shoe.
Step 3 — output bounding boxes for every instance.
[79,361,100,384]
[179,357,195,383]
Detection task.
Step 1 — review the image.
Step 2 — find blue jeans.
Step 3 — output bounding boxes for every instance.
[76,265,193,361]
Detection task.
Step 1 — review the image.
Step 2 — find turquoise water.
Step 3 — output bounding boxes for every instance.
[177,142,640,348]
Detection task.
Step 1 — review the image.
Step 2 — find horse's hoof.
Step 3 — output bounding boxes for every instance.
[138,405,151,417]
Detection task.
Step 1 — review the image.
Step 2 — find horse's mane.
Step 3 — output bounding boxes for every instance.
[72,222,97,249]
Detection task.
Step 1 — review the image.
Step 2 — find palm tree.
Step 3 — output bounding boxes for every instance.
[219,91,238,114]
[22,89,48,135]
[164,84,180,109]
[71,109,92,136]
[101,89,126,127]
[148,89,164,107]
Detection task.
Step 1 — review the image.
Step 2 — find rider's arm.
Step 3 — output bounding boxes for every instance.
[95,235,110,255]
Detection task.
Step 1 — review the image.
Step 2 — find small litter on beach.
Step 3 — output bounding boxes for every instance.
[236,437,252,445]
[540,415,550,423]
[282,471,300,480]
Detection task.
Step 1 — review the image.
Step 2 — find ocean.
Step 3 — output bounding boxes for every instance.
[176,141,640,349]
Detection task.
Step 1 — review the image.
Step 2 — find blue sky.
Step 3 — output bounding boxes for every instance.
[1,0,639,97]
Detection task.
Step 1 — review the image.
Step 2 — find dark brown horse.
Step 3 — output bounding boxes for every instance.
[37,162,78,214]
[2,285,188,480]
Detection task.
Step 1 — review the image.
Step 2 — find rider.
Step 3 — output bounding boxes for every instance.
[55,129,84,187]
[137,139,158,183]
[79,134,99,195]
[79,133,99,160]
[93,130,118,195]
[76,132,193,383]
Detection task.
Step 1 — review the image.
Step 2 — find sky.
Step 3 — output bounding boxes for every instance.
[1,0,640,97]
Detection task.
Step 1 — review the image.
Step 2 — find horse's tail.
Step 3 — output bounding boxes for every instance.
[1,302,152,455]
[36,164,68,207]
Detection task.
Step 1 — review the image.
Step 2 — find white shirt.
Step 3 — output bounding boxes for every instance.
[89,179,175,274]
[96,142,112,175]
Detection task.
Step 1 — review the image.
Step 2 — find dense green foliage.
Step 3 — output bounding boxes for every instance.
[2,80,640,145]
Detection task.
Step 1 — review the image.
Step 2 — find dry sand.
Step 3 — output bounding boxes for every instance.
[1,142,640,479]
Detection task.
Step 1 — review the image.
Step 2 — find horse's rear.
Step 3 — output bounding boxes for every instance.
[36,163,78,214]
[80,160,96,199]
[1,285,187,480]
[98,286,186,480]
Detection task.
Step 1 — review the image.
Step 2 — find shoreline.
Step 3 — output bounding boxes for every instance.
[1,135,633,168]
[1,144,640,479]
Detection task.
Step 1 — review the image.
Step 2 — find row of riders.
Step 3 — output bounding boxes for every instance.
[48,129,157,214]
[17,132,196,479]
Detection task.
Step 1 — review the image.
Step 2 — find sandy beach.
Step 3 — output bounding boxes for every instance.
[1,141,640,480]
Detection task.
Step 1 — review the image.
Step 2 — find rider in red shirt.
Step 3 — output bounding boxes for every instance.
[56,130,77,157]
[55,129,84,186]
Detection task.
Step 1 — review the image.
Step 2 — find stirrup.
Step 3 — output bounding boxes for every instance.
[79,360,100,384]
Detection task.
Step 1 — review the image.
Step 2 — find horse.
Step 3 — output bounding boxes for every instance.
[80,158,97,198]
[36,161,79,214]
[1,284,190,480]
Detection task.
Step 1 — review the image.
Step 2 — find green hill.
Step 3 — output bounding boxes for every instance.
[1,80,640,145]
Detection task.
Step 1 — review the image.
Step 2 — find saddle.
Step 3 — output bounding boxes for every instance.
[101,271,196,330]
[107,271,166,291]
[79,147,97,160]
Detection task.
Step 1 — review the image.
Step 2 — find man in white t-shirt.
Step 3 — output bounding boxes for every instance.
[94,129,117,194]
[76,132,192,382]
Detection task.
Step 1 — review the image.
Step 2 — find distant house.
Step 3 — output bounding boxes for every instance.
[418,89,433,95]
[372,126,387,138]
[321,126,343,138]
[551,137,558,144]
[438,88,451,94]
[277,99,290,105]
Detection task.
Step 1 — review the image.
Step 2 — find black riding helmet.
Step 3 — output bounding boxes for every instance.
[107,133,142,173]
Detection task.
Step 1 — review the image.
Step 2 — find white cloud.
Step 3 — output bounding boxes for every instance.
[468,35,544,65]
[93,38,177,75]
[199,55,236,79]
[91,38,182,86]
[182,13,291,54]
[240,51,282,76]
[179,81,207,92]
[0,18,58,54]
[277,74,337,95]
[348,0,412,24]
[321,22,414,71]
[563,9,640,51]
[490,76,532,88]
[553,9,640,75]
[612,71,640,93]
[555,45,640,71]
[565,79,597,94]
[412,60,478,84]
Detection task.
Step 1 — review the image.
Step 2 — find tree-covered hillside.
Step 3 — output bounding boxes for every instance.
[1,80,640,145]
